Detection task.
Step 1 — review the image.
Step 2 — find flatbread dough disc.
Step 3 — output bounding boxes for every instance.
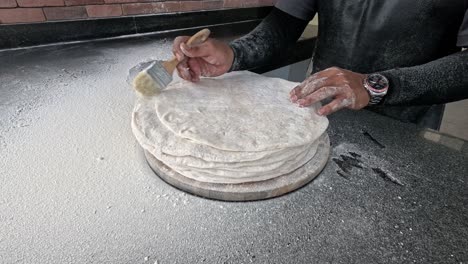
[131,71,329,184]
[154,71,328,151]
[144,133,330,201]
[132,98,320,183]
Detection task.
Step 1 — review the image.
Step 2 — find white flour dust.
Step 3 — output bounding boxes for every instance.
[0,39,210,263]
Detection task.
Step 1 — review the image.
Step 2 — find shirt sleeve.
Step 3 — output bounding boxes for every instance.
[275,0,317,21]
[458,7,468,47]
[379,50,468,106]
[229,8,309,71]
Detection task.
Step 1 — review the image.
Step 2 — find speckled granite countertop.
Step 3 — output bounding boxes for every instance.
[0,29,466,263]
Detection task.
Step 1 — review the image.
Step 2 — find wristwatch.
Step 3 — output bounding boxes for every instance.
[363,73,389,105]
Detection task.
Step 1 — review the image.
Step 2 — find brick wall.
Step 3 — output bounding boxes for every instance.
[0,0,275,24]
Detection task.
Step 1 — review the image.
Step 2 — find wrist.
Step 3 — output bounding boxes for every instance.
[226,44,235,73]
[227,43,238,72]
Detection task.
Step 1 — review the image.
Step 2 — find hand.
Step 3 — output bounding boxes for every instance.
[289,67,370,116]
[172,36,234,82]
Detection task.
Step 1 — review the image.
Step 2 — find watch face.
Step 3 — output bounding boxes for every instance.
[367,74,389,92]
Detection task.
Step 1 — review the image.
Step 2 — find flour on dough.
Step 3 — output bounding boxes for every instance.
[132,71,328,184]
[155,71,327,151]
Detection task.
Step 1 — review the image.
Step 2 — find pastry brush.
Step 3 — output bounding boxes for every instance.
[133,28,211,96]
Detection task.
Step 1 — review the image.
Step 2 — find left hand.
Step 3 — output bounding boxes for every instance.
[289,67,370,116]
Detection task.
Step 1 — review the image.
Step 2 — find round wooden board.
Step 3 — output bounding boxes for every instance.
[144,133,330,201]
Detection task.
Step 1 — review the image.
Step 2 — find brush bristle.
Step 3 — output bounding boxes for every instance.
[133,70,161,97]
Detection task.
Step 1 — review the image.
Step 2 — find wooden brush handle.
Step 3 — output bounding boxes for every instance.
[165,28,211,73]
[186,28,211,47]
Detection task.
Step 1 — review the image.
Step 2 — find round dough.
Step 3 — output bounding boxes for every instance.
[132,100,319,183]
[131,71,329,184]
[154,72,328,151]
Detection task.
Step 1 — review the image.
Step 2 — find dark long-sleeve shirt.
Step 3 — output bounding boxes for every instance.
[230,0,468,123]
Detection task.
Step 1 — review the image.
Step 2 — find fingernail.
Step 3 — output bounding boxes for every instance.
[290,95,297,102]
[317,109,324,116]
[181,43,190,51]
[297,99,305,105]
[176,53,183,61]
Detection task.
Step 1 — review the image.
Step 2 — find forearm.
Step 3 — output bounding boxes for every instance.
[229,8,310,71]
[380,50,468,106]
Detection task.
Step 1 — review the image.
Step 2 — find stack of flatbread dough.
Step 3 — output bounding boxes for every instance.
[132,71,328,184]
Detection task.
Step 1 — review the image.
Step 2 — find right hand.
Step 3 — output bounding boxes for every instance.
[172,36,234,82]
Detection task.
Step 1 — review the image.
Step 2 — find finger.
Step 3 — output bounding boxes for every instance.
[289,86,302,103]
[290,75,333,102]
[180,41,213,58]
[173,36,190,61]
[201,66,218,77]
[193,59,224,78]
[289,68,345,102]
[290,78,318,102]
[298,68,352,97]
[318,97,351,116]
[188,69,198,82]
[187,58,202,82]
[296,86,340,107]
[176,60,191,81]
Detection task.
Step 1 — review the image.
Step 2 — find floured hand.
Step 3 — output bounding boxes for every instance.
[289,67,370,116]
[172,36,234,82]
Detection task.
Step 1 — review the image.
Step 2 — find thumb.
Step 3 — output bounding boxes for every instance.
[180,42,211,58]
